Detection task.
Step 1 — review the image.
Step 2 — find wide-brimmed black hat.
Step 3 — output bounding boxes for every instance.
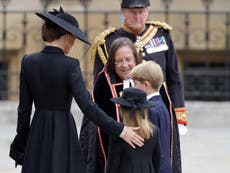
[35,7,90,45]
[111,87,154,119]
[121,0,150,8]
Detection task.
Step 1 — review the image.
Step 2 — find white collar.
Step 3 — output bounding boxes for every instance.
[147,92,160,100]
[123,78,134,90]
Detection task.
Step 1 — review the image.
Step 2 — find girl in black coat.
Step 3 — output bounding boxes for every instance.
[9,7,143,173]
[107,87,161,173]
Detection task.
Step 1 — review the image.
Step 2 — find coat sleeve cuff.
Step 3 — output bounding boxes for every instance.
[119,126,126,138]
[175,107,188,126]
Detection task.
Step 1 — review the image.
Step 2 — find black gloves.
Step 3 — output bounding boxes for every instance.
[9,134,27,167]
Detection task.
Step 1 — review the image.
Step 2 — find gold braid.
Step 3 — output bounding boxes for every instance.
[90,27,117,65]
[146,21,173,30]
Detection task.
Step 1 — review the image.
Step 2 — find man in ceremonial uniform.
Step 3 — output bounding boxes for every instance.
[81,0,187,173]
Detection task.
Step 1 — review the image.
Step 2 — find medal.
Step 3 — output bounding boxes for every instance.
[145,36,168,54]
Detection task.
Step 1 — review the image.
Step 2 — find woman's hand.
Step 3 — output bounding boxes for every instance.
[120,126,144,148]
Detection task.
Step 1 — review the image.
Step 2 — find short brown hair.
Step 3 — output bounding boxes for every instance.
[42,20,69,42]
[131,61,164,91]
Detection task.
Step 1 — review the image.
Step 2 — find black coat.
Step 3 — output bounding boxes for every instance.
[9,46,123,173]
[107,126,161,173]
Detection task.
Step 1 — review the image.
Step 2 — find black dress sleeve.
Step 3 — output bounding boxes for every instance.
[16,56,33,138]
[10,56,33,166]
[68,59,123,136]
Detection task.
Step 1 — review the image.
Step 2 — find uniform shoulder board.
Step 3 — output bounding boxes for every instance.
[147,21,173,30]
[93,27,117,45]
[91,27,117,63]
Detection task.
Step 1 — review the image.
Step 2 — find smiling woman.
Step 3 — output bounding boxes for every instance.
[112,44,137,81]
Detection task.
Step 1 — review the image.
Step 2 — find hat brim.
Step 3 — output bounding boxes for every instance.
[35,12,90,45]
[111,97,154,109]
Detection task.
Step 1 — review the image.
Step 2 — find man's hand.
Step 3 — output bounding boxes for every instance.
[120,126,144,148]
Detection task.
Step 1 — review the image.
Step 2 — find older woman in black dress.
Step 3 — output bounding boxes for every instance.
[9,7,143,173]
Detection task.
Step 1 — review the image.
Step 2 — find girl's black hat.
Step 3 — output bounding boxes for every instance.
[111,87,154,118]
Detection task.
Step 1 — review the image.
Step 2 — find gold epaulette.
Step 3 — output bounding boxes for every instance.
[147,21,173,30]
[91,27,117,65]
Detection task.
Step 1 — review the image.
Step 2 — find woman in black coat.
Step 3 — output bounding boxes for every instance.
[9,7,143,173]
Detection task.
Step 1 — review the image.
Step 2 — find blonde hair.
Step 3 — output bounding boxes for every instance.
[121,107,153,139]
[130,61,164,91]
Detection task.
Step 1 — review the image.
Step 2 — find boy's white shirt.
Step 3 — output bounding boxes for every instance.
[123,78,134,89]
[147,92,160,100]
